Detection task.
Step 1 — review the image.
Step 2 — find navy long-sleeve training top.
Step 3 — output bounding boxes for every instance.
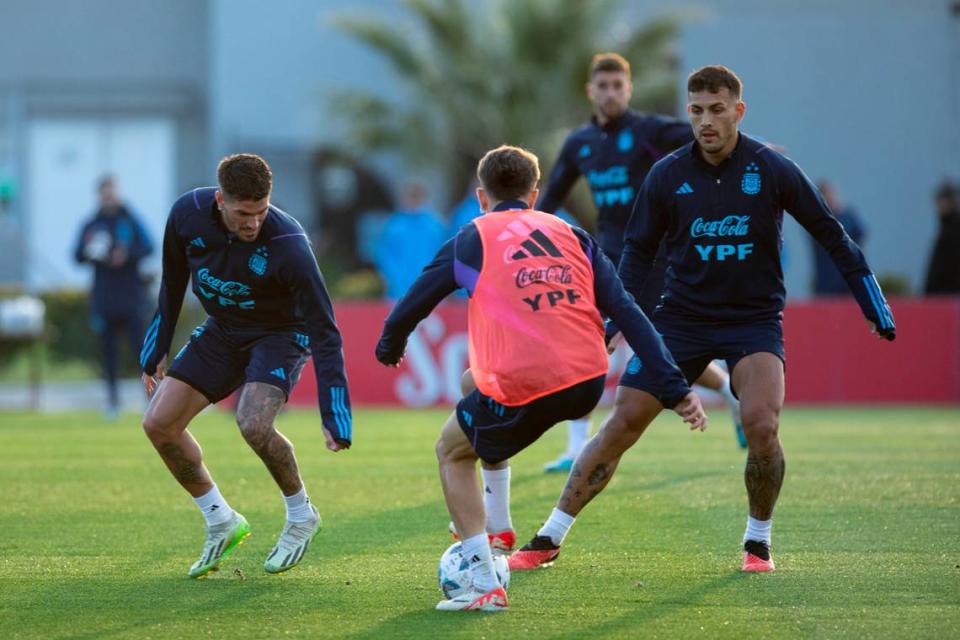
[375,200,692,409]
[140,187,353,442]
[620,133,896,336]
[538,110,692,262]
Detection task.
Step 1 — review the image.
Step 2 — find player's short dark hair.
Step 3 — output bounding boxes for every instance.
[477,145,540,202]
[687,65,743,99]
[935,179,957,201]
[590,52,631,78]
[217,153,273,201]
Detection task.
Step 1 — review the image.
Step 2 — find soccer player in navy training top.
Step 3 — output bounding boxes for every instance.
[510,65,896,573]
[538,53,744,472]
[139,154,352,578]
[376,146,706,611]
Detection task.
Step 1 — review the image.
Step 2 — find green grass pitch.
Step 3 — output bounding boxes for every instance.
[1,406,958,638]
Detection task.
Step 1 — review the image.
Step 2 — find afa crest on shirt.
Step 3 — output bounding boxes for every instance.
[617,130,634,152]
[741,163,761,195]
[248,246,269,275]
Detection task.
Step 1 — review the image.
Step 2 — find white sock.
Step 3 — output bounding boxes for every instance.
[461,533,499,591]
[283,486,315,522]
[566,418,591,458]
[537,508,576,546]
[194,485,234,527]
[743,516,772,545]
[481,467,513,533]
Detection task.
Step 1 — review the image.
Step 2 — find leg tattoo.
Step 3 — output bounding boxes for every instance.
[744,446,786,521]
[557,439,622,515]
[156,438,208,491]
[237,383,302,495]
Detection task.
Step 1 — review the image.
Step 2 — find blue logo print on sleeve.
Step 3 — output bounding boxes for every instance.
[578,144,591,158]
[270,367,286,380]
[741,163,761,195]
[248,246,269,275]
[626,356,643,375]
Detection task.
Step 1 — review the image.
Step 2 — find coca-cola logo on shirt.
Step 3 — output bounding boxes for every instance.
[690,215,751,238]
[514,264,573,288]
[196,268,252,297]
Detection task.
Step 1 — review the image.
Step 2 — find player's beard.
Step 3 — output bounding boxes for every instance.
[601,102,627,121]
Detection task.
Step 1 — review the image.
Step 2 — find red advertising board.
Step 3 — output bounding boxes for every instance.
[288,297,960,408]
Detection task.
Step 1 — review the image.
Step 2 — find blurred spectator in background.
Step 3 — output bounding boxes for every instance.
[811,181,867,296]
[374,180,446,299]
[448,179,482,234]
[73,176,153,419]
[924,179,960,295]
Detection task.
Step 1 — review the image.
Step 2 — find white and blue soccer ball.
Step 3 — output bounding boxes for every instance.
[437,542,510,599]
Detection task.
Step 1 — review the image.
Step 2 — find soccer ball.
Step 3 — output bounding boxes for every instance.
[437,542,510,599]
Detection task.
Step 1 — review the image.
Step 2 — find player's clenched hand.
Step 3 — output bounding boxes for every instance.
[374,340,405,367]
[141,355,167,397]
[673,392,707,431]
[867,320,896,342]
[321,425,349,452]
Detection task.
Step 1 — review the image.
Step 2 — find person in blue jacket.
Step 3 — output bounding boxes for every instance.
[374,180,447,299]
[74,176,153,419]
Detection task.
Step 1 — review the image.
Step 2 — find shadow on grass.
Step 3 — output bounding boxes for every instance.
[17,574,287,640]
[548,572,749,639]
[345,571,749,640]
[342,605,494,640]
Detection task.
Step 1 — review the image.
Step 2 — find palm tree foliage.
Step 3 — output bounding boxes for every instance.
[331,0,679,204]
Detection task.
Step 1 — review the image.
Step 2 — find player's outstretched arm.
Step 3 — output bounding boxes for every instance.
[775,153,896,340]
[282,236,353,452]
[141,213,190,379]
[376,237,460,366]
[537,136,582,214]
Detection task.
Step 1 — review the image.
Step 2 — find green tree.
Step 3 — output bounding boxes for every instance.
[331,0,679,215]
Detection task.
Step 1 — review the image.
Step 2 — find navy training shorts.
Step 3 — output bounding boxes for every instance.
[456,375,606,465]
[165,319,310,403]
[619,309,785,398]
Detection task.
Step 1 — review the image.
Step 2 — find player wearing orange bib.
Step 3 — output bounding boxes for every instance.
[375,146,706,611]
